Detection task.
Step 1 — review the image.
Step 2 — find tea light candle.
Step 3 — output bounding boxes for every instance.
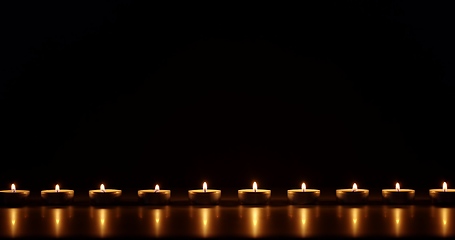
[287,182,320,204]
[89,184,122,205]
[188,182,221,205]
[238,182,271,205]
[41,184,74,205]
[336,183,369,204]
[429,182,455,205]
[382,182,415,204]
[138,184,171,205]
[0,184,30,206]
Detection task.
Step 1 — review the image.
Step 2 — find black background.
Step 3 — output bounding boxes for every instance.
[1,1,454,196]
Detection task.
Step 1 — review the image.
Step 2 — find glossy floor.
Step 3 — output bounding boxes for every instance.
[1,203,454,239]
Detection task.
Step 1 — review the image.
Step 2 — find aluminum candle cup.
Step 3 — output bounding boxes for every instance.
[238,182,271,205]
[89,184,122,205]
[287,183,320,204]
[138,184,171,205]
[188,182,221,205]
[382,183,415,204]
[429,182,455,205]
[41,184,74,205]
[336,183,369,204]
[0,184,30,206]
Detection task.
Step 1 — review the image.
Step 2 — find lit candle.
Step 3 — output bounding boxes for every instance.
[287,182,320,204]
[89,184,122,205]
[429,182,455,205]
[0,184,30,206]
[138,184,171,205]
[238,182,271,205]
[336,183,369,204]
[41,184,75,205]
[382,182,415,204]
[188,182,221,205]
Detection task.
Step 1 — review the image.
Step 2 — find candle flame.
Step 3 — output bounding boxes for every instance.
[100,184,106,193]
[11,184,16,192]
[253,182,257,192]
[203,182,207,193]
[352,183,357,192]
[302,182,306,192]
[443,182,448,192]
[155,184,160,192]
[396,182,400,192]
[55,184,60,192]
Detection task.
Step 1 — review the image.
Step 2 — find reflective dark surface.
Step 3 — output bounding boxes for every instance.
[1,193,455,239]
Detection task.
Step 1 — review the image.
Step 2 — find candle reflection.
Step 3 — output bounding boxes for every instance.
[1,208,28,238]
[53,208,62,237]
[189,206,219,238]
[351,208,359,237]
[138,206,170,237]
[238,206,269,238]
[287,206,319,237]
[10,208,18,238]
[394,208,402,237]
[432,207,453,237]
[90,207,117,238]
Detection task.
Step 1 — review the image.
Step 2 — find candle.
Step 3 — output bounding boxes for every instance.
[0,184,30,206]
[238,182,271,205]
[41,184,75,205]
[336,183,369,204]
[138,184,171,205]
[88,184,122,205]
[429,182,455,205]
[188,182,221,205]
[287,182,320,205]
[382,182,415,204]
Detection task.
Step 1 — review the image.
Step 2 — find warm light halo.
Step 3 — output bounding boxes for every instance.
[55,184,60,192]
[302,182,306,192]
[443,182,448,192]
[11,184,16,192]
[203,182,207,193]
[100,184,106,193]
[253,182,258,192]
[352,183,357,192]
[396,182,400,192]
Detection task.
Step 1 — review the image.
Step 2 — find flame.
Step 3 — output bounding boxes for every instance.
[302,182,306,192]
[155,184,160,192]
[396,182,400,192]
[443,182,448,192]
[11,184,16,192]
[253,182,258,192]
[55,184,60,192]
[203,182,207,192]
[100,184,106,193]
[352,183,357,192]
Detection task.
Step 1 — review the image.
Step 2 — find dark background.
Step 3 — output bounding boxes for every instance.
[1,1,454,196]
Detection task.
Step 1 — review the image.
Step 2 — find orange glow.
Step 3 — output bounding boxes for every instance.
[155,184,160,192]
[302,183,306,192]
[100,184,106,193]
[11,184,16,192]
[443,182,448,192]
[352,183,357,192]
[253,182,258,192]
[396,183,400,192]
[203,182,207,192]
[55,184,60,192]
